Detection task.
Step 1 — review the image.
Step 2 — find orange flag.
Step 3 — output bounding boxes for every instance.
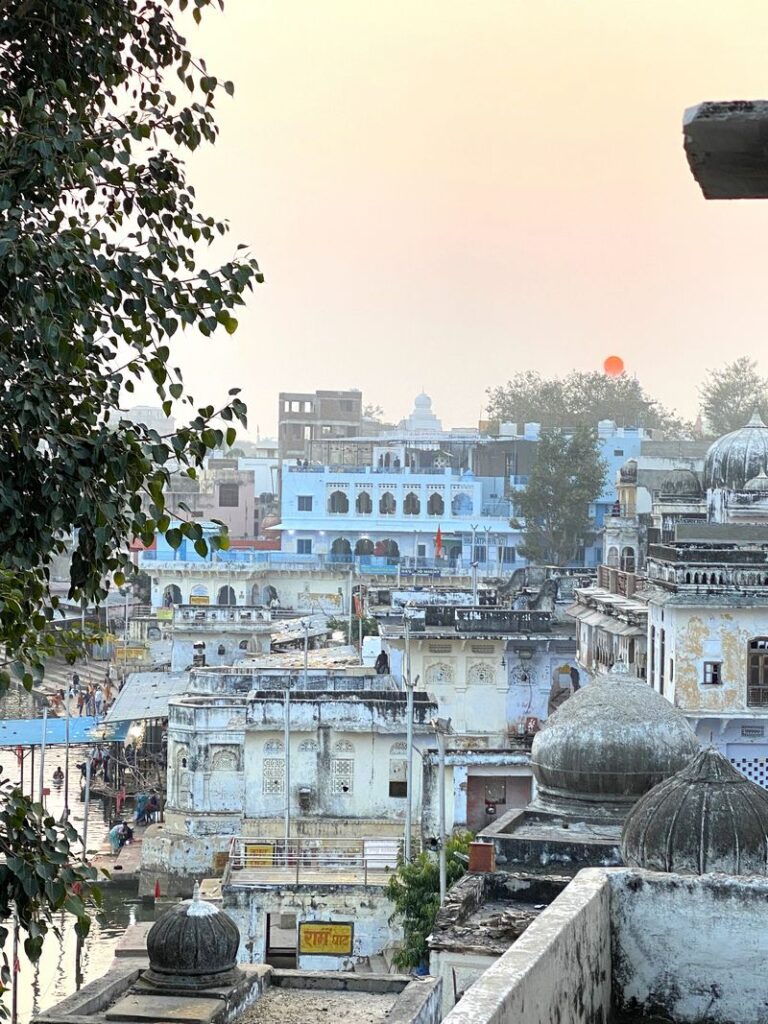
[435,526,443,558]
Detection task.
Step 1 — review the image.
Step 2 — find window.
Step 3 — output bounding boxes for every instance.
[219,483,240,507]
[263,741,285,795]
[501,546,516,564]
[356,491,372,514]
[328,490,349,514]
[298,495,313,511]
[297,539,312,554]
[331,740,354,795]
[703,662,722,685]
[217,644,226,656]
[427,493,444,516]
[389,742,407,798]
[451,492,473,516]
[613,449,624,457]
[748,638,768,706]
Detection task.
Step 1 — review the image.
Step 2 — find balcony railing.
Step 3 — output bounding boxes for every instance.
[748,686,768,708]
[226,836,408,886]
[424,606,550,633]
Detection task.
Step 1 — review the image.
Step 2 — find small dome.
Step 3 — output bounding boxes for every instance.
[704,412,768,491]
[414,392,432,409]
[744,468,768,493]
[144,884,241,989]
[622,747,768,875]
[659,468,702,496]
[531,668,699,822]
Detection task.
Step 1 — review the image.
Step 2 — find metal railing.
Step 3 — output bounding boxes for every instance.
[748,686,768,708]
[227,836,407,886]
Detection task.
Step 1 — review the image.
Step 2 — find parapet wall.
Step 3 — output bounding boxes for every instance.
[442,868,611,1024]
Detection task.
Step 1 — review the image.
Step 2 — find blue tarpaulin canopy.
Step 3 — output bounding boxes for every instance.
[0,716,129,747]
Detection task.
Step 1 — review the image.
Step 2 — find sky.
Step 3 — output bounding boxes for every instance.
[153,1,768,436]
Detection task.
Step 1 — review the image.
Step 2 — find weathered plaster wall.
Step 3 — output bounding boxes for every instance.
[430,950,498,1019]
[611,870,768,1023]
[441,868,611,1024]
[224,884,401,971]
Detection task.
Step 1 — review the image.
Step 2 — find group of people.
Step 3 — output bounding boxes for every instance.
[49,670,122,719]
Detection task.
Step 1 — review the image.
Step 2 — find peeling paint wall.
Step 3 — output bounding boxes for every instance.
[224,884,401,971]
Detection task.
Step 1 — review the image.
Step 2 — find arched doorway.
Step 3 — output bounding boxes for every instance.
[331,538,352,557]
[620,547,636,573]
[376,539,400,560]
[379,492,396,515]
[217,585,236,606]
[427,493,444,516]
[403,492,420,516]
[606,547,619,568]
[451,492,473,516]
[356,491,372,514]
[163,584,182,607]
[355,538,374,556]
[328,490,349,513]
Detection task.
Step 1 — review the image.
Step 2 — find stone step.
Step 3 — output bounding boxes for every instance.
[353,958,372,974]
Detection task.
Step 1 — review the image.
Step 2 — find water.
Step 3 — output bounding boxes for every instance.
[0,734,157,1024]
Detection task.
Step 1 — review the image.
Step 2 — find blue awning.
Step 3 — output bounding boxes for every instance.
[0,716,128,747]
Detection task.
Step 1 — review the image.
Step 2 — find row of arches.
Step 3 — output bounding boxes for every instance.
[327,490,473,517]
[329,538,400,558]
[162,583,276,607]
[605,546,636,572]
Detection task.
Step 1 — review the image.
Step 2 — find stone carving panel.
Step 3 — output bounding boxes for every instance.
[425,661,454,687]
[468,661,496,686]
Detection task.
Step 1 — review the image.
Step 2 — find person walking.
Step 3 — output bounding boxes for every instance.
[77,691,85,717]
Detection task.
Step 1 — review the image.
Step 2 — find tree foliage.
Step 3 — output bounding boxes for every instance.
[385,832,473,970]
[0,0,259,1004]
[0,0,262,691]
[486,370,692,437]
[698,357,768,437]
[516,428,606,566]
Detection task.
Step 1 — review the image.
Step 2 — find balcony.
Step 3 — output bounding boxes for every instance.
[424,606,551,634]
[597,565,646,597]
[226,836,406,887]
[748,686,768,708]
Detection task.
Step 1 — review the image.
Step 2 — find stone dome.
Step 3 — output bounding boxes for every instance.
[621,747,768,875]
[704,412,768,491]
[144,884,241,990]
[414,391,432,409]
[659,468,702,496]
[530,668,699,822]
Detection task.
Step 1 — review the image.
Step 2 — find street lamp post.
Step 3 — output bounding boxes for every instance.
[432,717,452,905]
[404,608,413,863]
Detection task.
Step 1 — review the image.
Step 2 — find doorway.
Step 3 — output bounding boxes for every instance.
[265,912,297,968]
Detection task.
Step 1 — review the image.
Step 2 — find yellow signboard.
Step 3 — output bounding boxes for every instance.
[156,608,173,621]
[189,595,210,606]
[244,843,273,866]
[298,922,354,957]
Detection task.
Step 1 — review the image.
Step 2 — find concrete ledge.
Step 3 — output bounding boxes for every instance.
[442,867,611,1024]
[684,99,768,199]
[387,977,442,1024]
[270,968,410,993]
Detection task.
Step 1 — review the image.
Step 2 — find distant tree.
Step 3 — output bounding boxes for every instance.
[385,832,473,970]
[517,428,606,565]
[327,616,378,644]
[698,357,768,436]
[486,370,685,434]
[363,403,385,422]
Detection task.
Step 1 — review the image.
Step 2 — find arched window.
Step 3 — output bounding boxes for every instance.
[356,491,372,514]
[263,739,285,795]
[748,638,768,707]
[328,490,349,514]
[355,538,374,556]
[427,493,444,516]
[620,547,635,573]
[389,741,407,798]
[239,639,249,650]
[451,492,473,516]
[190,584,209,604]
[331,538,352,559]
[379,491,396,515]
[404,492,421,516]
[217,585,236,606]
[375,539,400,559]
[163,584,182,607]
[606,547,619,568]
[331,739,354,795]
[217,644,226,656]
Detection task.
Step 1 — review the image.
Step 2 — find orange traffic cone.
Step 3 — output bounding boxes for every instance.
[154,879,161,899]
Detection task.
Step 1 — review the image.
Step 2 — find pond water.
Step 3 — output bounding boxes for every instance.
[0,695,157,1024]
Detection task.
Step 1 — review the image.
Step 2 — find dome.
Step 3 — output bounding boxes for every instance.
[704,412,768,491]
[414,392,432,409]
[530,668,699,822]
[621,747,768,875]
[144,883,241,990]
[659,468,703,496]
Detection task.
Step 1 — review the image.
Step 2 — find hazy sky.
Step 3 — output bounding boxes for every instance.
[156,1,768,436]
